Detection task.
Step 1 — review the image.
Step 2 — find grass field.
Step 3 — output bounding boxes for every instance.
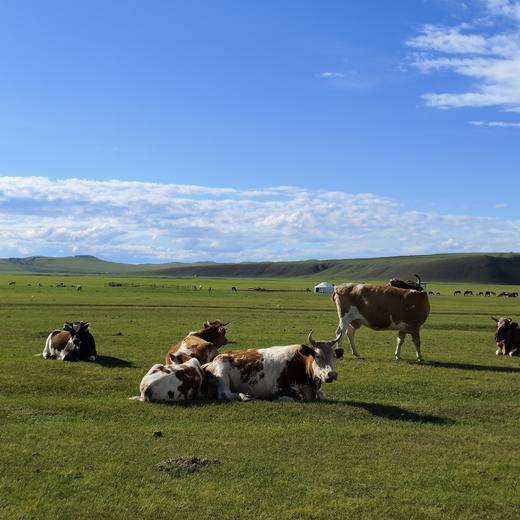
[1,274,519,519]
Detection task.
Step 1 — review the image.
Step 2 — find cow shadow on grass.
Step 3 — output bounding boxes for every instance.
[419,360,520,374]
[326,400,455,425]
[158,398,454,424]
[95,355,135,368]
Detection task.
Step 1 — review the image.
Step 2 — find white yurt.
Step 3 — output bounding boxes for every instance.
[314,281,335,294]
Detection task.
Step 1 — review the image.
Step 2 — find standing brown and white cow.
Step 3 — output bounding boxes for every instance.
[203,331,339,402]
[165,321,229,365]
[332,283,430,361]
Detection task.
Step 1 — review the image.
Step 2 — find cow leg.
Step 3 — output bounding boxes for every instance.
[411,332,424,362]
[316,389,327,401]
[346,324,360,357]
[395,331,406,360]
[214,377,243,401]
[43,333,54,359]
[336,312,360,357]
[216,378,251,401]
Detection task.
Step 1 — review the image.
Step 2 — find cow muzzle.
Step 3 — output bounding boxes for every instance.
[324,371,338,383]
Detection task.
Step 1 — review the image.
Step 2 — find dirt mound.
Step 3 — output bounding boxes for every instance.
[158,457,218,476]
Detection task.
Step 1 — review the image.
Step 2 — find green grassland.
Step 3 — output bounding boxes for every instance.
[1,274,519,519]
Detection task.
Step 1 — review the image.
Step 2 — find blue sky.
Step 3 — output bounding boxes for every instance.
[0,0,519,262]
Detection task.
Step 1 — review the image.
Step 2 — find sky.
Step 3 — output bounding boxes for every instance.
[0,0,519,263]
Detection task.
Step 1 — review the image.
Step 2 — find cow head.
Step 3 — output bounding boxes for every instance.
[307,330,338,383]
[491,316,518,356]
[62,321,96,361]
[198,320,230,348]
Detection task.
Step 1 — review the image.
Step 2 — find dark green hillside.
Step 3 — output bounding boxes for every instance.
[0,255,191,275]
[2,252,520,283]
[143,252,520,283]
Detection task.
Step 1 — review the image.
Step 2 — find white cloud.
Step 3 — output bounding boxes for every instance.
[320,72,346,78]
[0,177,519,263]
[406,2,520,112]
[486,0,520,19]
[470,119,520,125]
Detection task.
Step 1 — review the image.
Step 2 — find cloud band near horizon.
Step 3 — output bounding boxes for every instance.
[0,176,517,263]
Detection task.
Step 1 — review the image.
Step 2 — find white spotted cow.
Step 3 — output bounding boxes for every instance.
[133,358,204,402]
[203,331,339,402]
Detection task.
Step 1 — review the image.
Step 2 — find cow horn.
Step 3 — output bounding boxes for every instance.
[222,322,230,326]
[491,316,499,322]
[308,330,316,347]
[414,274,421,285]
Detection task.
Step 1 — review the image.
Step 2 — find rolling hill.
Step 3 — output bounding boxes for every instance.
[1,253,520,283]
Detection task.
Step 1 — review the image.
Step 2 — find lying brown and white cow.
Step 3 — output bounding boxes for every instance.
[133,358,205,402]
[332,283,430,361]
[43,321,97,361]
[389,274,424,292]
[203,331,339,402]
[492,317,520,356]
[165,320,229,365]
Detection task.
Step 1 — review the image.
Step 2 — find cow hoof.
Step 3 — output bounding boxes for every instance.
[238,393,252,402]
[395,356,402,361]
[415,358,424,363]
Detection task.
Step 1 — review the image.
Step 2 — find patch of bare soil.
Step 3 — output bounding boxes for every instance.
[158,456,219,476]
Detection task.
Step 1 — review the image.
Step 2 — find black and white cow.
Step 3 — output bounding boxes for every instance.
[43,321,97,361]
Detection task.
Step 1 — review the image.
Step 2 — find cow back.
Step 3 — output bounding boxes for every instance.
[50,330,72,351]
[166,336,220,365]
[140,359,204,402]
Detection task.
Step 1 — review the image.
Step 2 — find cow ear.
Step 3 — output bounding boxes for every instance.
[335,348,344,359]
[63,322,73,331]
[511,322,518,328]
[491,316,499,322]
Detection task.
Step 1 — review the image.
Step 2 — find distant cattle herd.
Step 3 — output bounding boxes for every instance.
[31,274,518,405]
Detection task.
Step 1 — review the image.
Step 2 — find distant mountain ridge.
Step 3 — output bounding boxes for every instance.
[1,253,520,283]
